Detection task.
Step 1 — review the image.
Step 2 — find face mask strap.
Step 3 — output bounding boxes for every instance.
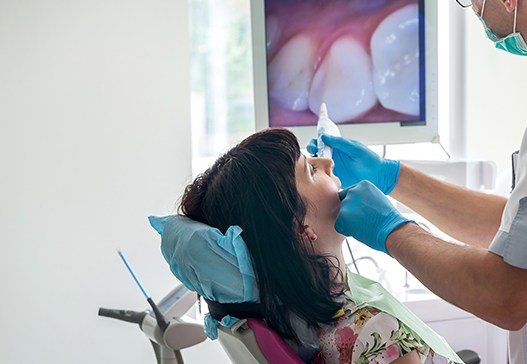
[513,1,518,33]
[481,0,488,18]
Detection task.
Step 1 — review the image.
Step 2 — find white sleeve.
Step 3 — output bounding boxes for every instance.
[489,130,527,269]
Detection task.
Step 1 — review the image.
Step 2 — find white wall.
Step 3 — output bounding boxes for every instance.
[0,0,226,363]
[465,11,527,174]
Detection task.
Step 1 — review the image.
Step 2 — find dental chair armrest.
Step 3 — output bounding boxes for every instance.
[456,349,480,364]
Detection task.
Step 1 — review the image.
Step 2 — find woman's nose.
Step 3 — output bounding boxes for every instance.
[326,158,335,171]
[308,157,334,174]
[318,157,334,174]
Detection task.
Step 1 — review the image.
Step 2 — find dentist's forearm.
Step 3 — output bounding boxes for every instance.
[390,164,506,248]
[386,223,527,330]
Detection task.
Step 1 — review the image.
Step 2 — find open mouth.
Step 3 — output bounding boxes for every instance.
[265,0,422,126]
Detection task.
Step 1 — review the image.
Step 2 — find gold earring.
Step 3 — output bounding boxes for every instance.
[304,225,318,241]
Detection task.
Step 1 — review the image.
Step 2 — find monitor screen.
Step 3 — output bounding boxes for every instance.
[264,0,426,127]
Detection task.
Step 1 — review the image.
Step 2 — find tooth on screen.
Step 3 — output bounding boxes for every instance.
[266,15,281,54]
[371,4,420,116]
[268,34,317,111]
[308,36,377,123]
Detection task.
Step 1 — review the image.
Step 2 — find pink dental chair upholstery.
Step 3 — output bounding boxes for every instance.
[217,318,303,364]
[205,298,303,363]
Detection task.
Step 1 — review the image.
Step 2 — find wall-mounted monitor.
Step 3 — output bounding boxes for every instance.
[251,0,438,146]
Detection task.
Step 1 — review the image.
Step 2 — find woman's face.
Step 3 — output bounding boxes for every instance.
[295,154,344,248]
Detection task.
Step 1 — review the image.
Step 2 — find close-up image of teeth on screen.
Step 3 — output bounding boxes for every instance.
[265,0,425,127]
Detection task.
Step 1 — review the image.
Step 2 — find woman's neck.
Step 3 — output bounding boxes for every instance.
[316,235,348,286]
[333,245,347,285]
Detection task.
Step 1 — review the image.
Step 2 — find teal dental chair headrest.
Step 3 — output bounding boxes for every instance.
[149,214,259,303]
[148,215,259,339]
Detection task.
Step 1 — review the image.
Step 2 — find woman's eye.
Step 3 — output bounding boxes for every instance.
[310,164,317,175]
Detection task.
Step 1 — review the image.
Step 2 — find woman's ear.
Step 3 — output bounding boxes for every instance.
[500,0,518,13]
[294,221,318,241]
[303,224,318,241]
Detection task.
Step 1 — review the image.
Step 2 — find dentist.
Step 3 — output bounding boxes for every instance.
[309,0,527,362]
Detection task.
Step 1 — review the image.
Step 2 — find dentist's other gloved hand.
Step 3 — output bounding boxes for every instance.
[336,181,412,254]
[307,135,400,194]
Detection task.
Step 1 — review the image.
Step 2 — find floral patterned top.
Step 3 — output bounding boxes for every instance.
[306,291,454,364]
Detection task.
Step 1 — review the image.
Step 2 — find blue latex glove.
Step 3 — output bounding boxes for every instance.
[336,181,412,254]
[307,135,400,194]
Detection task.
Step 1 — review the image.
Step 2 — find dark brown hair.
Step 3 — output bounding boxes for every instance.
[180,128,343,342]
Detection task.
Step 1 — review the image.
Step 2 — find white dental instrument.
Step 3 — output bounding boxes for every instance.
[315,104,361,274]
[316,103,341,159]
[117,249,170,331]
[99,250,206,363]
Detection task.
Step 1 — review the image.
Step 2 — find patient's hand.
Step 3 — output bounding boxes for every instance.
[392,350,421,364]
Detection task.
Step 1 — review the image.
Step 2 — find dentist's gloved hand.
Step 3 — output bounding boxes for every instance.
[307,135,400,194]
[336,181,412,254]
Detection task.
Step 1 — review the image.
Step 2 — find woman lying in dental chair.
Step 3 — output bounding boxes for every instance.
[154,128,462,364]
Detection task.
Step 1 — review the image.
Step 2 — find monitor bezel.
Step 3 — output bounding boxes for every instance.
[250,0,439,147]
